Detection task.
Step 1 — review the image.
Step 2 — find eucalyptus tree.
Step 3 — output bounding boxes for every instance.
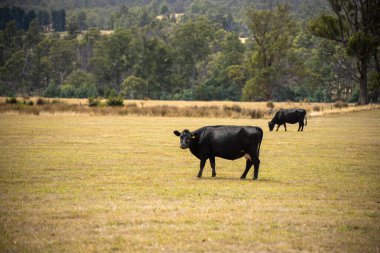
[308,0,380,104]
[243,4,296,100]
[90,30,140,93]
[172,16,215,88]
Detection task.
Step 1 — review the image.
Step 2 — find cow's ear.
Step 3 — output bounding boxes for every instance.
[191,132,199,139]
[173,130,181,136]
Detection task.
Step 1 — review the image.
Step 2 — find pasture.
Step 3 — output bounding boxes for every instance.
[0,110,379,252]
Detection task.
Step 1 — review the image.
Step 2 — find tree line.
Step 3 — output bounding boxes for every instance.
[0,0,379,103]
[0,6,66,32]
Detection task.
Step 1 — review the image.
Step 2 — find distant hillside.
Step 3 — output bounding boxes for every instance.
[0,0,329,19]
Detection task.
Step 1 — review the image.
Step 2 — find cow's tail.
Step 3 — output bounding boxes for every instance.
[257,127,263,157]
[304,111,308,126]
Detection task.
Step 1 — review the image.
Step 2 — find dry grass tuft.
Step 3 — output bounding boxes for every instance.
[0,97,379,119]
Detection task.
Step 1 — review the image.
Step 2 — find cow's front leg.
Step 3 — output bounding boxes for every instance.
[209,156,216,177]
[197,158,207,178]
[276,124,280,131]
[284,123,287,131]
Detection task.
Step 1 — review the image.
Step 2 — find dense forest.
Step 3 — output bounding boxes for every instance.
[0,0,379,103]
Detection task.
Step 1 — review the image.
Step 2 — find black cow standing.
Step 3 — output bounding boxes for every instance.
[173,126,263,180]
[268,108,307,132]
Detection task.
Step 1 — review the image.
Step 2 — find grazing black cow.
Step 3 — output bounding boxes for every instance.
[268,108,307,132]
[173,126,263,180]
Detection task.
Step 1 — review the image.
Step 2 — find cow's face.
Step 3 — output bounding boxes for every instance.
[268,122,275,131]
[173,129,198,149]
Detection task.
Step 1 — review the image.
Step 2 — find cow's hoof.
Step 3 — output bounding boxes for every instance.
[253,177,258,180]
[197,175,202,178]
[212,173,216,177]
[240,176,246,180]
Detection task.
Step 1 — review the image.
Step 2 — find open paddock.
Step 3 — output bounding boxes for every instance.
[0,110,379,252]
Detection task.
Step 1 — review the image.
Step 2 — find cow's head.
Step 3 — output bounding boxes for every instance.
[173,129,198,149]
[268,121,275,131]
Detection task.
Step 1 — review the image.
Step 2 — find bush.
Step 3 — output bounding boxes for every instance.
[314,88,330,102]
[75,83,98,98]
[51,99,62,104]
[334,100,348,109]
[223,104,242,113]
[5,97,18,104]
[59,84,76,98]
[36,98,47,105]
[348,87,360,103]
[43,83,59,97]
[88,97,101,107]
[106,96,124,107]
[121,76,148,99]
[312,105,321,112]
[248,109,264,119]
[266,101,275,109]
[171,89,194,100]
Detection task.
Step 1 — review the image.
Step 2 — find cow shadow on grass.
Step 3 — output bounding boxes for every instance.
[196,176,279,183]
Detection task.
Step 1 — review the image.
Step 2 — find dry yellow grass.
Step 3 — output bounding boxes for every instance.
[1,97,379,119]
[0,109,379,252]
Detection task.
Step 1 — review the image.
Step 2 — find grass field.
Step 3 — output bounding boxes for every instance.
[0,110,379,252]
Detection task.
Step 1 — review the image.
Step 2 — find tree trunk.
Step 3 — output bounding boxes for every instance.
[357,58,369,105]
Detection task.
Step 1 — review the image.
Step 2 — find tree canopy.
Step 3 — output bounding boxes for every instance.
[0,0,379,103]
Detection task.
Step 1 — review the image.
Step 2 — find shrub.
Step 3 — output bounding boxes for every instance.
[88,97,101,107]
[121,76,148,99]
[248,109,264,119]
[171,89,194,100]
[51,99,62,104]
[43,83,59,97]
[36,98,47,105]
[348,88,360,103]
[334,100,349,109]
[313,105,321,112]
[106,96,124,107]
[223,105,242,113]
[75,83,98,98]
[266,101,275,109]
[59,84,76,98]
[5,97,18,104]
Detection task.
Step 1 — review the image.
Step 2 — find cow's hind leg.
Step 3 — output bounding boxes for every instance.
[240,159,252,179]
[253,157,260,180]
[248,151,260,180]
[298,121,304,131]
[197,158,207,178]
[284,123,287,132]
[209,156,216,177]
